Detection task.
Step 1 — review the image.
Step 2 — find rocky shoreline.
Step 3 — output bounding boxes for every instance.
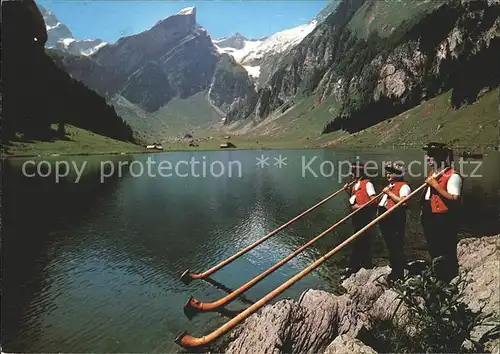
[221,235,499,353]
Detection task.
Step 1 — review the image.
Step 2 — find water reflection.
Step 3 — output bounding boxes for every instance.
[1,150,498,353]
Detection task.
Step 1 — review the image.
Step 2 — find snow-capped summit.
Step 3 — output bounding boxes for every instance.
[38,4,107,56]
[177,6,195,16]
[213,20,317,79]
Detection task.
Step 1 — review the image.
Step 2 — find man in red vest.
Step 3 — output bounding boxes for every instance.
[342,162,377,278]
[378,162,411,282]
[421,142,463,282]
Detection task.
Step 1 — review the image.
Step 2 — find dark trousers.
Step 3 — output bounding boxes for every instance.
[378,207,407,279]
[348,207,375,272]
[421,207,459,282]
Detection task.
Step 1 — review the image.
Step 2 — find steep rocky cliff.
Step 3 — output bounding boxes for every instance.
[208,54,258,123]
[53,6,256,122]
[60,7,218,112]
[232,0,500,136]
[252,0,368,121]
[316,0,340,22]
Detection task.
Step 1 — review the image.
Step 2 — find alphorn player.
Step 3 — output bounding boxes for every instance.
[378,162,411,282]
[342,162,377,278]
[420,142,463,282]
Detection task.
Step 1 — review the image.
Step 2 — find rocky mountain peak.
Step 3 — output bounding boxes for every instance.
[213,32,249,50]
[153,6,197,32]
[177,6,196,17]
[234,32,247,39]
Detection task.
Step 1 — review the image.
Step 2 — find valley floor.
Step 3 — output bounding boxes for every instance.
[3,88,498,158]
[165,88,500,153]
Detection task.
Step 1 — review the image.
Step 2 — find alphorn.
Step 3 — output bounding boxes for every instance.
[184,189,385,314]
[175,169,448,348]
[180,182,355,284]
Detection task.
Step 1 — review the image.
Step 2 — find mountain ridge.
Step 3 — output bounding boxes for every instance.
[213,20,318,82]
[46,6,256,139]
[37,4,107,56]
[227,0,500,140]
[34,0,499,148]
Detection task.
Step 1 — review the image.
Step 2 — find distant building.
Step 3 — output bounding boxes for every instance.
[220,142,236,149]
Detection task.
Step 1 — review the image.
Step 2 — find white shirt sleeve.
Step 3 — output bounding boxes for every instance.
[378,194,388,207]
[399,184,411,197]
[365,182,376,196]
[349,182,359,205]
[447,174,462,196]
[425,186,431,200]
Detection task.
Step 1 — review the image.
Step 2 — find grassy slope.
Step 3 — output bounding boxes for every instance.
[111,95,164,144]
[113,91,223,143]
[155,91,223,133]
[12,87,493,155]
[317,88,500,149]
[2,125,145,157]
[347,0,443,39]
[204,87,498,151]
[224,93,338,137]
[123,87,498,152]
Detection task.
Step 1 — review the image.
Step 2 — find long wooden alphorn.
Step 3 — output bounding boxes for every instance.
[175,169,448,348]
[184,190,385,314]
[180,183,354,284]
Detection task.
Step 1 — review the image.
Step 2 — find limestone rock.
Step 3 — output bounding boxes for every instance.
[225,290,364,354]
[458,235,499,316]
[324,335,377,354]
[458,234,500,350]
[223,236,499,353]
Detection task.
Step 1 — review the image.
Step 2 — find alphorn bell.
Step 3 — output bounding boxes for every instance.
[175,168,449,348]
[184,189,386,315]
[180,182,355,284]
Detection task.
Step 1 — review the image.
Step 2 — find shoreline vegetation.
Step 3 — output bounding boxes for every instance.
[219,235,499,354]
[2,88,498,159]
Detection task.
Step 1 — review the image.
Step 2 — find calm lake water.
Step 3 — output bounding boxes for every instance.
[2,149,499,352]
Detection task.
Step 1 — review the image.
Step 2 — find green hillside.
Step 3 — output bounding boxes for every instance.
[2,125,145,157]
[209,87,498,151]
[156,91,223,132]
[347,0,444,38]
[317,87,500,150]
[112,91,223,143]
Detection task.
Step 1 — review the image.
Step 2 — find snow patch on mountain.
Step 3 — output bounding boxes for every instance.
[39,4,107,56]
[214,20,317,78]
[177,6,195,16]
[61,38,76,46]
[215,39,264,63]
[46,22,62,31]
[243,65,261,79]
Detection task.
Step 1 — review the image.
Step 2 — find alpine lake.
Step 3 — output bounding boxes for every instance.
[2,149,499,352]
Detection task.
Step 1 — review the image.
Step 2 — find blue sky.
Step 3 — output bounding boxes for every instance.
[36,1,328,43]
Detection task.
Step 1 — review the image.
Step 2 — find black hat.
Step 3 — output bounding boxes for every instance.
[423,142,449,151]
[385,162,405,175]
[423,142,451,156]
